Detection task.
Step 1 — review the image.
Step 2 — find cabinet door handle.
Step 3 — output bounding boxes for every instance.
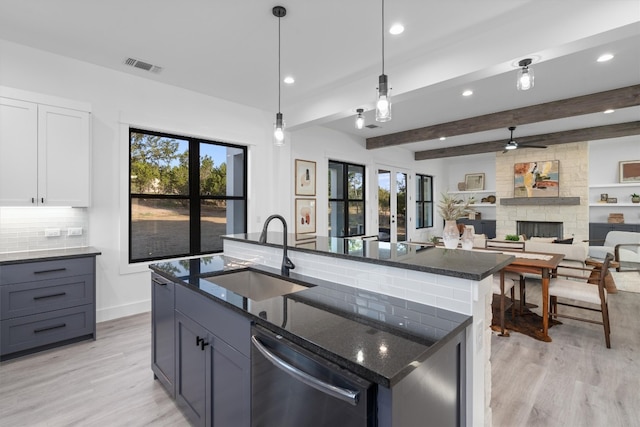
[152,278,167,286]
[41,197,44,204]
[200,339,209,351]
[33,292,67,300]
[31,197,35,204]
[34,268,67,275]
[34,323,66,333]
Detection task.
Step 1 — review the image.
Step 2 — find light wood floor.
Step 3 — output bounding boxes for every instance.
[491,278,640,427]
[0,313,189,426]
[1,282,638,427]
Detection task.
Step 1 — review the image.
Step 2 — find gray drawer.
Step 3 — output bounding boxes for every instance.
[175,284,250,356]
[1,257,94,285]
[1,274,94,320]
[0,304,95,356]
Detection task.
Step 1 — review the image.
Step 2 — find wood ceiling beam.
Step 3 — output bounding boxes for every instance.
[414,121,640,160]
[367,84,640,149]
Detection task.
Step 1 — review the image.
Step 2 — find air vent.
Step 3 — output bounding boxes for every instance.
[365,124,380,129]
[124,57,163,74]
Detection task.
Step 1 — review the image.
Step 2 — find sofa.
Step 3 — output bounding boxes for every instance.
[588,231,640,271]
[524,238,590,278]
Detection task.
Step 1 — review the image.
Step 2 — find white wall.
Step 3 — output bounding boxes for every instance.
[0,39,287,321]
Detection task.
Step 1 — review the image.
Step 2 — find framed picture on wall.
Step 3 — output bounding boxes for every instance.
[295,198,316,234]
[513,160,559,198]
[295,159,316,196]
[464,173,485,191]
[619,160,640,183]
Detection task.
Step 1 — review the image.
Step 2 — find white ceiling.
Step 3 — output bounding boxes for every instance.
[0,0,638,153]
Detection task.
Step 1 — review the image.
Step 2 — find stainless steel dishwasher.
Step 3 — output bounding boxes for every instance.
[251,325,376,427]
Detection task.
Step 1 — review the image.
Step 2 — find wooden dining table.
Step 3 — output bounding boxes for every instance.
[499,250,565,341]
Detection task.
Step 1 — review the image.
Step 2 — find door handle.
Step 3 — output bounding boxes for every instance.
[251,335,360,406]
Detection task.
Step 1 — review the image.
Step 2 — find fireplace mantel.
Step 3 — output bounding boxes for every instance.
[500,197,580,206]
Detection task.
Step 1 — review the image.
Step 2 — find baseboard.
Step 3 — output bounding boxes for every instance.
[97,299,150,323]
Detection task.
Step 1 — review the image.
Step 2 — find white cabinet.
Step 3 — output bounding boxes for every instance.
[0,91,91,207]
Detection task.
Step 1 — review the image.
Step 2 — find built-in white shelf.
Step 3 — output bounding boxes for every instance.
[589,203,640,207]
[448,189,496,194]
[589,183,639,188]
[453,203,496,208]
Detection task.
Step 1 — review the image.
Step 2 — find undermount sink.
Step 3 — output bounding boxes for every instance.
[203,270,309,301]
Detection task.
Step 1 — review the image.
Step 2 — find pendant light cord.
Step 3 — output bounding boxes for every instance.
[381,0,385,75]
[278,15,281,113]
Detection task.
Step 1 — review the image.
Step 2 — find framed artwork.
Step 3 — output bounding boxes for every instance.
[619,160,640,183]
[464,173,485,191]
[514,160,559,198]
[295,159,316,196]
[295,198,316,234]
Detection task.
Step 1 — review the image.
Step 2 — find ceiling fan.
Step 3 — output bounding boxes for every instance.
[503,126,547,152]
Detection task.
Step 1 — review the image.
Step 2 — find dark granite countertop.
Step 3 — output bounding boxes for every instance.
[222,233,514,281]
[150,255,472,388]
[0,247,102,265]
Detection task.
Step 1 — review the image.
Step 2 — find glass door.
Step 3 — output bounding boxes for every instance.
[377,168,407,243]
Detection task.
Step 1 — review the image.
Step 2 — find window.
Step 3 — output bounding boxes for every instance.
[416,174,433,228]
[129,128,247,262]
[328,161,365,237]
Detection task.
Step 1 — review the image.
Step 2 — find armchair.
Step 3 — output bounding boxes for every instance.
[587,231,640,271]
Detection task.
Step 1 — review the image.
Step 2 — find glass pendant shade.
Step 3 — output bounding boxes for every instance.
[355,109,365,129]
[375,74,392,122]
[273,112,285,146]
[516,59,534,91]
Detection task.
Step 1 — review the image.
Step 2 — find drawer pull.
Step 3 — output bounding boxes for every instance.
[33,292,67,300]
[152,278,168,286]
[34,268,67,275]
[34,323,66,334]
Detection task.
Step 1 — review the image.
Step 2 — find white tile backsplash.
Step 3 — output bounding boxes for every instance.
[0,207,89,253]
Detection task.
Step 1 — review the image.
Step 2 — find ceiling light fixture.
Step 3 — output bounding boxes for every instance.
[603,109,615,114]
[516,58,534,91]
[389,24,404,35]
[355,108,365,129]
[375,0,392,122]
[462,89,473,97]
[283,76,295,84]
[505,126,518,150]
[273,6,287,146]
[597,53,614,62]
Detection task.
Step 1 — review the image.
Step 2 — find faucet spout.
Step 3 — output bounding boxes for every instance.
[259,214,295,276]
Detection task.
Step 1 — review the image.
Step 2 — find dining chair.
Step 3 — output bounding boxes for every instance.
[492,270,519,336]
[548,253,613,348]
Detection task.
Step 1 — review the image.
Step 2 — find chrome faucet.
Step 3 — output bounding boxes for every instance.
[259,214,295,276]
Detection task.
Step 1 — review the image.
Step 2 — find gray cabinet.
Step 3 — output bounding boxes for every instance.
[151,273,175,397]
[0,256,96,360]
[457,218,496,239]
[158,282,250,427]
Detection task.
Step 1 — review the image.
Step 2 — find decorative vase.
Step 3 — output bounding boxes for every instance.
[442,220,460,249]
[461,227,474,250]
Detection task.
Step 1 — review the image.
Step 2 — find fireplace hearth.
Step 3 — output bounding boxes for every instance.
[517,221,563,239]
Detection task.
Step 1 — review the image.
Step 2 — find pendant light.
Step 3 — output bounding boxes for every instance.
[375,0,391,122]
[355,108,365,129]
[516,58,534,91]
[273,6,286,146]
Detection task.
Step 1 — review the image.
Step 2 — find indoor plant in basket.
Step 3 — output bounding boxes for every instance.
[438,193,476,249]
[631,193,640,204]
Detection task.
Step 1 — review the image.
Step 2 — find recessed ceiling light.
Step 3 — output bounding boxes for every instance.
[597,53,614,62]
[283,76,295,84]
[603,109,615,114]
[462,90,473,97]
[439,137,446,141]
[389,24,404,35]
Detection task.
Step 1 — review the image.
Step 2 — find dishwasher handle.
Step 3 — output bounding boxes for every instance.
[251,335,360,406]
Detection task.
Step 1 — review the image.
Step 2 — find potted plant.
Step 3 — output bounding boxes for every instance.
[632,193,640,203]
[438,193,475,249]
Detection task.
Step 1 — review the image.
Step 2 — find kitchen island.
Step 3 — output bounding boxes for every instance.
[221,233,514,426]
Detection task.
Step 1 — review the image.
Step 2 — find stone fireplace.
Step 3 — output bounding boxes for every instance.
[495,142,589,241]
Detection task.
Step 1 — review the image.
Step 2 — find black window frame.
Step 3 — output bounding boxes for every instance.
[128,128,247,263]
[328,160,366,238]
[416,173,434,229]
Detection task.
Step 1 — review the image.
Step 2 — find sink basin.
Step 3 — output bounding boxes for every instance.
[203,270,309,301]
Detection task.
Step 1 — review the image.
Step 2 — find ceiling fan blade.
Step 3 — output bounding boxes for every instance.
[519,144,547,149]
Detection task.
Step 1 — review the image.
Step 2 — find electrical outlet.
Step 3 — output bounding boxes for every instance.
[68,227,83,236]
[45,228,61,237]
